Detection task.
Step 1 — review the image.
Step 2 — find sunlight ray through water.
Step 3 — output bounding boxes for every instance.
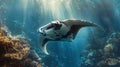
[37,0,76,19]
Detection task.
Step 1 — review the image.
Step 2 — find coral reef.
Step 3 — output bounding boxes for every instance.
[0,25,42,67]
[81,32,120,67]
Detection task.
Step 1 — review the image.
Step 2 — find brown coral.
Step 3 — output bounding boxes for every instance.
[0,25,42,67]
[104,44,114,55]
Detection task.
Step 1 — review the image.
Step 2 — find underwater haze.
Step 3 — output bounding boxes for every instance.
[0,0,120,67]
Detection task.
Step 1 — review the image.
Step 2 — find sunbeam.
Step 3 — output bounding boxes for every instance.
[37,0,77,19]
[19,0,28,27]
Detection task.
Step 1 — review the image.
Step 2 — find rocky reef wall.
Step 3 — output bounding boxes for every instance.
[0,25,42,67]
[81,32,120,67]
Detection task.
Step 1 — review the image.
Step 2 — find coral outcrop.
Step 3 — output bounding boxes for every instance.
[0,25,42,67]
[81,32,120,67]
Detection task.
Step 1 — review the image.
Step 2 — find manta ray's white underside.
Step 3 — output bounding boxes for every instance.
[38,19,98,55]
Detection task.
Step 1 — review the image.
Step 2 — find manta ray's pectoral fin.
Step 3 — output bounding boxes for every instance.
[63,20,98,40]
[40,38,49,55]
[72,25,82,39]
[62,20,98,27]
[67,25,82,40]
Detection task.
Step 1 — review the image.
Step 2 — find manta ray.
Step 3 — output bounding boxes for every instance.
[38,19,98,55]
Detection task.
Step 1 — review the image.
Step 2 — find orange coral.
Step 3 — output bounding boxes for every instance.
[0,25,42,67]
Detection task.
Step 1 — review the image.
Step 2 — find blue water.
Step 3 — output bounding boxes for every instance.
[0,0,120,67]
